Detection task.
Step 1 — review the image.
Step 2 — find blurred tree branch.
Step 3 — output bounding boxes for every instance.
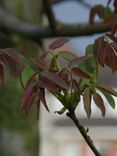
[43,0,57,30]
[0,5,110,41]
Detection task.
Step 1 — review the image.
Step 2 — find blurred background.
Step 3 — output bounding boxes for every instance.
[0,0,117,156]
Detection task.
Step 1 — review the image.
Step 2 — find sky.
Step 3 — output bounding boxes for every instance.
[53,0,107,55]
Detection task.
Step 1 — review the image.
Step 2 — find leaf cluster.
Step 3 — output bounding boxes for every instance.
[1,1,117,120]
[20,38,117,119]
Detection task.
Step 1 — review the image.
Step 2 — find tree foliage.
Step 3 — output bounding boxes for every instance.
[1,0,117,156]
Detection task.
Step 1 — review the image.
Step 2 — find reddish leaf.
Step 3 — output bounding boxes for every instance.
[59,68,69,82]
[38,76,58,92]
[98,40,108,66]
[89,5,105,24]
[35,58,48,71]
[71,67,91,79]
[71,79,80,92]
[23,93,36,112]
[96,84,117,97]
[111,23,117,35]
[106,47,117,71]
[38,88,49,111]
[21,80,34,110]
[2,48,24,76]
[3,48,20,64]
[93,93,106,117]
[42,71,69,90]
[83,88,92,119]
[39,52,49,59]
[49,38,70,50]
[111,41,117,49]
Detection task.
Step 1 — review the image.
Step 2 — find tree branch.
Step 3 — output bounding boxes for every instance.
[0,6,110,41]
[67,110,101,156]
[43,0,56,30]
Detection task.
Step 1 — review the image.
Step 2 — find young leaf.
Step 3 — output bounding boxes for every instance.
[59,68,69,82]
[23,93,36,112]
[35,58,48,71]
[71,67,91,79]
[49,38,70,50]
[21,80,36,111]
[89,5,105,24]
[42,71,69,90]
[98,40,108,67]
[38,88,49,111]
[96,84,117,97]
[98,89,116,109]
[38,76,58,92]
[3,48,24,76]
[58,51,77,61]
[83,88,92,119]
[3,48,20,64]
[71,79,80,92]
[93,93,106,117]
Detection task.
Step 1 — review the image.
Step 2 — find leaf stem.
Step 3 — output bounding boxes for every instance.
[66,110,102,156]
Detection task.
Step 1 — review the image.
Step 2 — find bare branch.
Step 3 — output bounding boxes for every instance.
[0,6,110,41]
[43,0,56,30]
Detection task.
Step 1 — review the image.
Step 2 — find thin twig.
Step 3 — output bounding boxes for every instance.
[66,110,101,156]
[43,0,56,30]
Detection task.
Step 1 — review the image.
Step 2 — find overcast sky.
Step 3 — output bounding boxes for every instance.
[53,0,108,55]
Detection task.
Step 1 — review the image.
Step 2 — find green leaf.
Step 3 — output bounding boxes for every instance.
[58,51,77,61]
[83,88,92,119]
[93,93,106,117]
[79,44,98,82]
[98,89,116,109]
[50,55,60,71]
[22,64,34,86]
[104,7,113,20]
